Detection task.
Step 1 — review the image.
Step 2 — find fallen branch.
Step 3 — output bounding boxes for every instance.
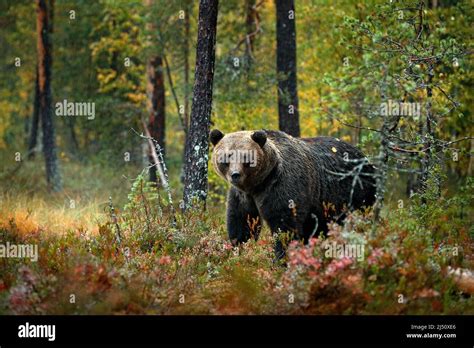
[132,121,177,225]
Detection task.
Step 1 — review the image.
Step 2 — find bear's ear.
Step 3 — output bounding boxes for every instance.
[210,129,224,146]
[251,130,267,148]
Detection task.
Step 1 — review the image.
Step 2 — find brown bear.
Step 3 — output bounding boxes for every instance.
[210,129,376,259]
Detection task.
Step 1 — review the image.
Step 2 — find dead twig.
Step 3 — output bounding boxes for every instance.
[132,121,177,226]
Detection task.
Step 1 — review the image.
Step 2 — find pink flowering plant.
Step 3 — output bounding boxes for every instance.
[0,176,472,315]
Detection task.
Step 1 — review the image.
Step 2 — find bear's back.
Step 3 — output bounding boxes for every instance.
[303,136,376,210]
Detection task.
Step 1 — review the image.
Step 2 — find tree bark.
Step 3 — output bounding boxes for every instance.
[144,0,166,183]
[183,0,191,131]
[66,117,80,159]
[146,55,166,183]
[468,138,474,176]
[275,0,300,137]
[180,0,192,182]
[183,0,218,208]
[28,68,40,159]
[36,0,62,191]
[419,64,441,199]
[28,0,53,159]
[244,0,257,71]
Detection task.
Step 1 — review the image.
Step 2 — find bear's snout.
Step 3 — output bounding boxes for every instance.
[230,171,241,183]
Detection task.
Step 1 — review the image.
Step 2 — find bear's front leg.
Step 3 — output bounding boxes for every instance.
[270,221,304,261]
[259,201,306,261]
[226,187,261,245]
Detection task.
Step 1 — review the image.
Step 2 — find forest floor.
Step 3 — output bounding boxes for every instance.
[0,159,473,314]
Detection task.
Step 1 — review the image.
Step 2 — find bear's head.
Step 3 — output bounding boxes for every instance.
[210,129,279,192]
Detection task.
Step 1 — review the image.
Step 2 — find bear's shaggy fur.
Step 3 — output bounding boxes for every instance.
[210,129,376,258]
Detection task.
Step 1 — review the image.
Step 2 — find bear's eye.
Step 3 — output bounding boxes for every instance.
[243,162,251,168]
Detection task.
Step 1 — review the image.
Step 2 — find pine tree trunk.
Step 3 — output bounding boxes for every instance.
[183,0,218,208]
[244,0,257,72]
[144,0,166,183]
[468,138,474,176]
[146,56,166,183]
[66,117,80,159]
[276,0,300,137]
[183,0,191,131]
[36,0,62,191]
[29,0,53,160]
[28,68,40,159]
[419,65,441,198]
[181,0,192,182]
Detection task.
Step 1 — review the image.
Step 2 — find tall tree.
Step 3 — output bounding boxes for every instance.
[27,68,40,159]
[36,0,61,191]
[146,55,166,183]
[180,0,192,180]
[145,0,166,183]
[244,0,257,66]
[183,0,218,208]
[275,0,300,137]
[29,0,54,159]
[183,0,191,131]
